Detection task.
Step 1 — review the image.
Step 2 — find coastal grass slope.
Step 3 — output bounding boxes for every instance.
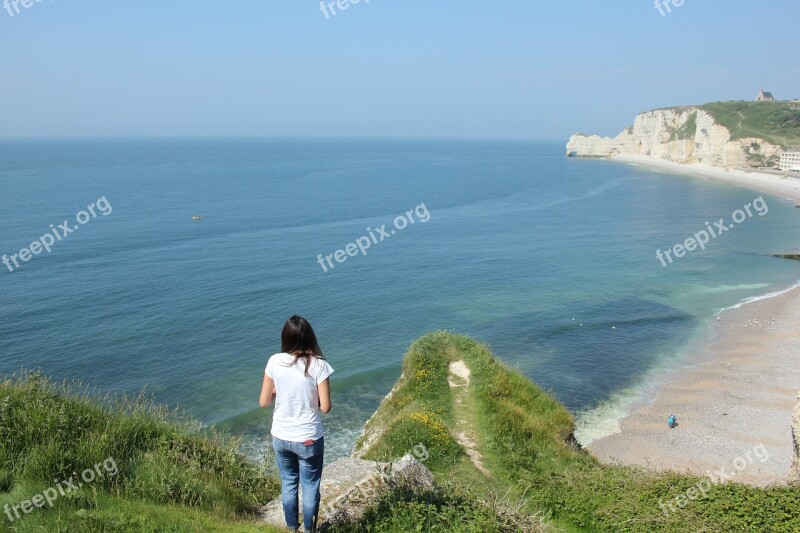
[0,371,282,532]
[699,101,800,148]
[3,339,799,532]
[351,332,800,532]
[653,101,800,148]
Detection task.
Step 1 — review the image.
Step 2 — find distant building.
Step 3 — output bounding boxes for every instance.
[756,87,775,102]
[780,152,800,173]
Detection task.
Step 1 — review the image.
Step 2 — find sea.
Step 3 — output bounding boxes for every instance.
[2,139,799,462]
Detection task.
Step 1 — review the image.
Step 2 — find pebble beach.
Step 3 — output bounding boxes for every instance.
[588,155,800,486]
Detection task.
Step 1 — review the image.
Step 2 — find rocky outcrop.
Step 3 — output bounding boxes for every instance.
[321,454,435,529]
[567,108,782,168]
[260,454,435,530]
[352,373,404,459]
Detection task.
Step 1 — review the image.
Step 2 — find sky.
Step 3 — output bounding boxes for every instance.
[1,0,798,140]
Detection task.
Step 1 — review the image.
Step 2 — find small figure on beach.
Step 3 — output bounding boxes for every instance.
[668,414,677,429]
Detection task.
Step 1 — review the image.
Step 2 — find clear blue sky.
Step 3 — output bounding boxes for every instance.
[1,0,798,139]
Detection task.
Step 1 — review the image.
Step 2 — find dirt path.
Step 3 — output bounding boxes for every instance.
[448,360,490,476]
[737,110,786,146]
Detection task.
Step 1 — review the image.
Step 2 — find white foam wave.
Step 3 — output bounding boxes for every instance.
[576,280,800,447]
[696,283,771,294]
[716,279,800,313]
[574,383,653,446]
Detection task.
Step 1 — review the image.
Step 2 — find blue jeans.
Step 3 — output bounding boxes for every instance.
[272,436,325,532]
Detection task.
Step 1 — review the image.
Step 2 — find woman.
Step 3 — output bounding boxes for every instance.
[260,315,334,533]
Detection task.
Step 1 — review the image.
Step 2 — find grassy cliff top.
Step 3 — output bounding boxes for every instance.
[656,101,800,148]
[349,332,800,532]
[4,338,799,532]
[700,101,800,147]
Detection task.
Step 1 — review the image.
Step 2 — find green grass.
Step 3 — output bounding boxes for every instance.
[700,101,800,148]
[355,332,464,472]
[675,111,697,141]
[0,371,282,532]
[6,337,800,532]
[0,492,278,532]
[352,332,800,532]
[325,481,548,533]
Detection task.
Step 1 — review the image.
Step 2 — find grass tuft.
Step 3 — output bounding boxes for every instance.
[355,332,800,532]
[0,370,281,532]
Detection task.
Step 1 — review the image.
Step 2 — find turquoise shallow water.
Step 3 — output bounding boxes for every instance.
[1,139,799,460]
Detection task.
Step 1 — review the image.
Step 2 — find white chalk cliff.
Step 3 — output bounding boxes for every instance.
[566,108,782,168]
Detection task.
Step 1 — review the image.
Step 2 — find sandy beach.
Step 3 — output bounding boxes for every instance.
[614,154,800,205]
[588,155,800,486]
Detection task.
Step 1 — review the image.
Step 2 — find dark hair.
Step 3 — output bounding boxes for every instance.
[281,315,324,377]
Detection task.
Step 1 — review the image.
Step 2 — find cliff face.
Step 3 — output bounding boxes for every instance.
[567,108,782,168]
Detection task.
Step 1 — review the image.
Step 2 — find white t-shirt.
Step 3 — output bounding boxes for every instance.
[265,352,334,442]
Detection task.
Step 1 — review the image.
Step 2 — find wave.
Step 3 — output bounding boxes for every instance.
[716,278,800,313]
[577,279,800,445]
[695,283,771,294]
[241,426,363,466]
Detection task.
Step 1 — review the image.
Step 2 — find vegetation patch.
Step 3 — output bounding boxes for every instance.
[667,111,697,142]
[357,332,464,471]
[676,111,697,140]
[701,101,800,147]
[356,332,800,532]
[325,480,548,533]
[366,410,462,469]
[0,371,281,532]
[5,336,800,532]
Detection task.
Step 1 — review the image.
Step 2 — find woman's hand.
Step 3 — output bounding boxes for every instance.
[260,374,276,408]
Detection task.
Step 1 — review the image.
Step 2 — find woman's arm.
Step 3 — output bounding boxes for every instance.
[259,374,276,408]
[318,378,332,413]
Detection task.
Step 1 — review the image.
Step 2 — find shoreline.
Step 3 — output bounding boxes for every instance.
[586,155,800,486]
[611,154,800,205]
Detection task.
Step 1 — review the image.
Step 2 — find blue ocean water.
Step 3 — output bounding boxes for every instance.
[1,139,799,459]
